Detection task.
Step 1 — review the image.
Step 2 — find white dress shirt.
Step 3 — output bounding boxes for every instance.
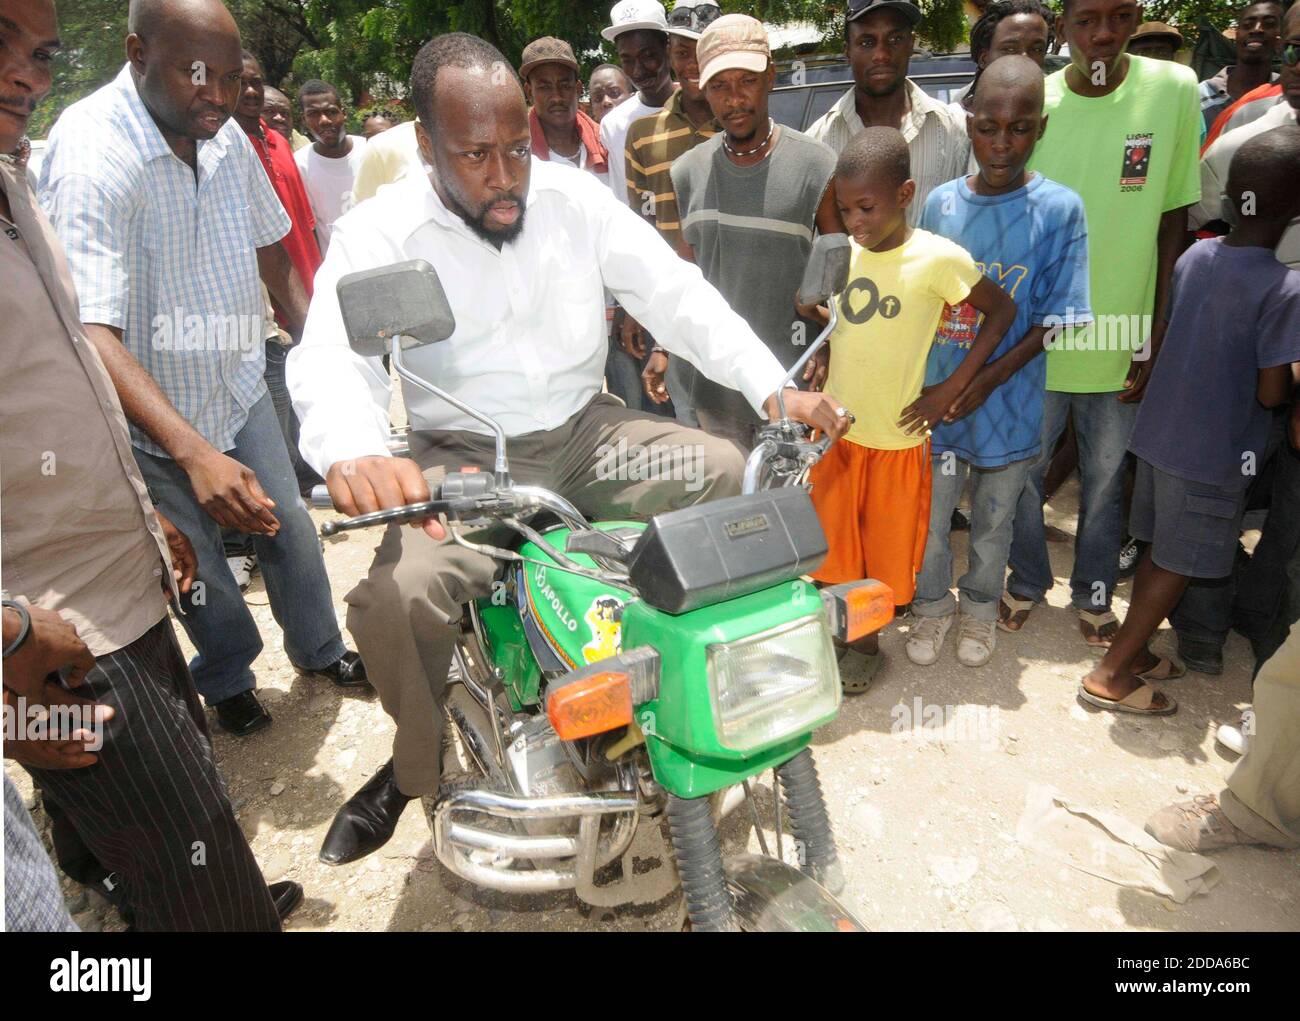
[288,157,789,476]
[598,94,662,206]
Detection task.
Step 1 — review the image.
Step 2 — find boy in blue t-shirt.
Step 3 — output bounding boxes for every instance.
[1080,127,1300,718]
[908,57,1092,669]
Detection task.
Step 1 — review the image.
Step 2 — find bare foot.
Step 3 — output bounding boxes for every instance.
[1081,666,1173,711]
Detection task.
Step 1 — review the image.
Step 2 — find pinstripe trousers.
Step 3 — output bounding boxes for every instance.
[25,618,280,931]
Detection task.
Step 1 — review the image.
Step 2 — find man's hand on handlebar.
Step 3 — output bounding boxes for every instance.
[763,389,854,443]
[326,456,446,540]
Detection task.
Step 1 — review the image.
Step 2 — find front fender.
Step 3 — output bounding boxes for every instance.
[725,854,867,932]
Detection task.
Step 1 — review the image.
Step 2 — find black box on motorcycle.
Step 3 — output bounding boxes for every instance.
[626,488,828,615]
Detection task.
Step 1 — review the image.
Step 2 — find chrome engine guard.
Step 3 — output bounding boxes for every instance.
[429,784,639,902]
[434,625,648,904]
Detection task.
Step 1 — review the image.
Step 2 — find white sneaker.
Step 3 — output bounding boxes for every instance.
[906,613,953,666]
[227,554,257,592]
[1216,711,1253,756]
[956,615,997,667]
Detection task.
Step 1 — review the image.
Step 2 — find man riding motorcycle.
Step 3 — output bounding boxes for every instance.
[287,32,851,866]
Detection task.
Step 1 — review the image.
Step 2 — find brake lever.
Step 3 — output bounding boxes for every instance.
[320,499,453,537]
[319,486,537,538]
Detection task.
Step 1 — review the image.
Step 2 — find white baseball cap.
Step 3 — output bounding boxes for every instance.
[601,0,669,42]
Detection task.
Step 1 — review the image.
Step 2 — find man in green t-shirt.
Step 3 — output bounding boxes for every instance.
[1001,0,1201,649]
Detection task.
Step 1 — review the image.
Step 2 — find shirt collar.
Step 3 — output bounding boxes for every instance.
[665,89,721,133]
[901,79,946,138]
[833,78,944,142]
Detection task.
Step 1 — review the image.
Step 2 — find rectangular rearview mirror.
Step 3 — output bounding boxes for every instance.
[797,233,851,308]
[336,259,456,358]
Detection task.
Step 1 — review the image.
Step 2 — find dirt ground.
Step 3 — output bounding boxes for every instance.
[8,476,1299,932]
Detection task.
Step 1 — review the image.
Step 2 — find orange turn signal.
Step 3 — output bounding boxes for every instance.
[547,670,634,740]
[822,580,894,642]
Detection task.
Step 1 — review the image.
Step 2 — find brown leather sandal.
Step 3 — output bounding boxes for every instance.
[1077,683,1176,716]
[1079,609,1119,651]
[997,593,1035,633]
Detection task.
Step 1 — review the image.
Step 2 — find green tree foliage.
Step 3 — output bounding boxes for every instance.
[1140,0,1240,30]
[28,0,125,137]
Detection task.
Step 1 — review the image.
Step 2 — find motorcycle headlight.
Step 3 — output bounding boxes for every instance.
[706,615,840,751]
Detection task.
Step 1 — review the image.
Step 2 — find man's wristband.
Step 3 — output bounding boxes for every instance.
[2,600,31,658]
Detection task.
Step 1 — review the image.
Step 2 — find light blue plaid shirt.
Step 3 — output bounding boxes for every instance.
[40,65,290,457]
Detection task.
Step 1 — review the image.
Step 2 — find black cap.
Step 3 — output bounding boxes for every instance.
[846,0,923,28]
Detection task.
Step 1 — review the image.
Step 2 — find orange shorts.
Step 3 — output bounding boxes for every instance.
[809,438,932,604]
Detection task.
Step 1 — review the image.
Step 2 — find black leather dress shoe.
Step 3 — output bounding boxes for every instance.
[270,880,304,922]
[298,650,370,688]
[213,690,272,736]
[318,759,412,866]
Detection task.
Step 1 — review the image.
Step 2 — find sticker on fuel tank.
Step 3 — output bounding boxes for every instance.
[582,595,625,663]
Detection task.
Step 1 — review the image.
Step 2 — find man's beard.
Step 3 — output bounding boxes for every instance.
[725,111,761,146]
[438,177,528,250]
[857,75,904,99]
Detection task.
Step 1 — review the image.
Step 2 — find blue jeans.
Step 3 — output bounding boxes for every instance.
[134,393,346,704]
[667,355,699,427]
[265,340,322,496]
[605,337,644,412]
[915,454,1031,620]
[223,343,321,558]
[605,334,678,419]
[1008,390,1137,610]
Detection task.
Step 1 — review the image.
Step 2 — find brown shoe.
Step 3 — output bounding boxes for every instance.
[1144,795,1255,852]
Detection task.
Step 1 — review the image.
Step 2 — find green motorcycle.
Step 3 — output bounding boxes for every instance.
[319,235,892,931]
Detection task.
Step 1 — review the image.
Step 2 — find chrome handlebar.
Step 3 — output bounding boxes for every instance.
[741,423,833,494]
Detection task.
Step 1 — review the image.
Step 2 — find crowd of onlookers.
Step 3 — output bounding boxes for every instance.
[2,0,1299,931]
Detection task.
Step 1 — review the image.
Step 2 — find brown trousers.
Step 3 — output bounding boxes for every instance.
[346,395,746,796]
[1221,620,1300,848]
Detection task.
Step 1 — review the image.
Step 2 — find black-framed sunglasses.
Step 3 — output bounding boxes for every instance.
[1283,43,1300,67]
[667,3,723,33]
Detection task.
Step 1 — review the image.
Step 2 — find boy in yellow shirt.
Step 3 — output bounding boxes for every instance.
[807,127,1016,685]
